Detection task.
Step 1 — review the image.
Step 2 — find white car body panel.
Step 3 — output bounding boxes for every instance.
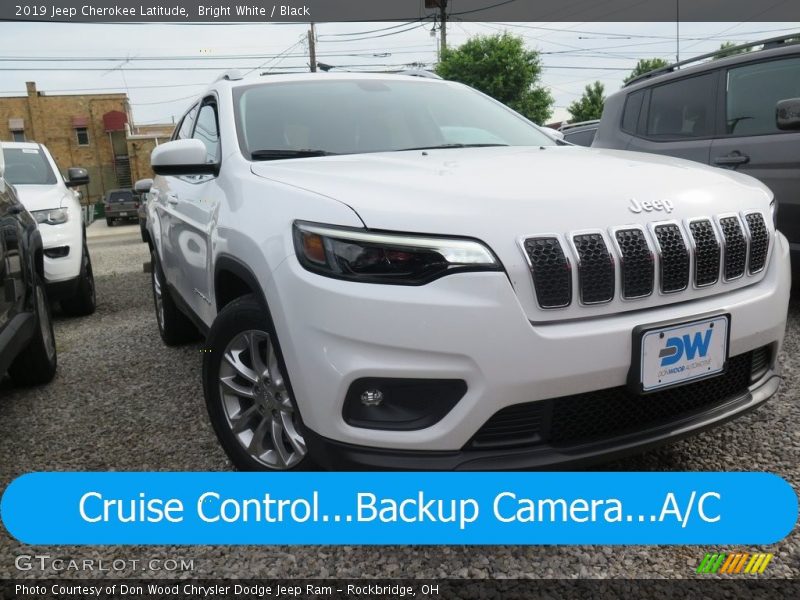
[0,142,83,284]
[148,73,790,463]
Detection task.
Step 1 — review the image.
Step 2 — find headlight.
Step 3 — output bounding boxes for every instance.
[770,199,778,229]
[32,208,69,226]
[293,221,501,285]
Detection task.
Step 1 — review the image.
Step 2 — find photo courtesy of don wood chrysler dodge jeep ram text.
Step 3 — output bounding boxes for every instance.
[139,71,790,471]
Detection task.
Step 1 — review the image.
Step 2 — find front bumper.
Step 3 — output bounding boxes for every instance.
[269,232,791,456]
[305,370,781,470]
[40,216,82,284]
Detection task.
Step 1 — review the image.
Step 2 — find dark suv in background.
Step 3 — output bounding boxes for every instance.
[103,188,139,226]
[594,34,800,273]
[0,147,58,387]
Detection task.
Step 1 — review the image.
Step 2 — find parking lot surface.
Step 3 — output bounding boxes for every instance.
[0,223,798,579]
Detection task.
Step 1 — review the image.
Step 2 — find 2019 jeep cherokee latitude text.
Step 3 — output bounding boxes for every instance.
[144,73,790,471]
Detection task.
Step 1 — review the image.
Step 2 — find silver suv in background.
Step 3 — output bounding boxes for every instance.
[593,34,800,274]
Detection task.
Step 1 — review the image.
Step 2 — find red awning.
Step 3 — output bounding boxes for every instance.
[72,116,88,128]
[102,110,127,132]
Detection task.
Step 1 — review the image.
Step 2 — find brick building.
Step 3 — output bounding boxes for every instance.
[0,82,173,203]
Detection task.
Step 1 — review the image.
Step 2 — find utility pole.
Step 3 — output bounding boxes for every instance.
[439,0,447,57]
[676,0,680,64]
[308,22,317,72]
[426,0,447,57]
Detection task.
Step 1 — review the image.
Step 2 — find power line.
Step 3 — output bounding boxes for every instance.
[0,81,214,95]
[318,22,428,42]
[315,20,427,37]
[0,50,432,62]
[130,94,199,106]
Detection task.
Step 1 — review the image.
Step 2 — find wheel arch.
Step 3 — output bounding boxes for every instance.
[214,254,269,313]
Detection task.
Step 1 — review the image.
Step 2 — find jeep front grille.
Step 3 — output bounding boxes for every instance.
[745,213,769,274]
[523,211,770,310]
[689,220,721,287]
[615,228,654,299]
[719,216,747,280]
[573,233,615,304]
[523,237,572,308]
[654,224,690,293]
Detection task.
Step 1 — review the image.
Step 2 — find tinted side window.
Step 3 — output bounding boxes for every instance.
[646,74,716,139]
[727,57,800,136]
[175,105,199,140]
[193,103,220,163]
[621,90,645,134]
[563,128,596,147]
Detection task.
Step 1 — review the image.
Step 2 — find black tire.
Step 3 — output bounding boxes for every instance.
[140,223,147,243]
[106,217,113,226]
[203,294,316,471]
[9,273,57,386]
[60,243,96,317]
[150,249,199,346]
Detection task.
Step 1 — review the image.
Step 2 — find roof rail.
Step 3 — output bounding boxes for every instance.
[624,32,800,87]
[559,119,600,131]
[215,69,244,82]
[397,69,442,79]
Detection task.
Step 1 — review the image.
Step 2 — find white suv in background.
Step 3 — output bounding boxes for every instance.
[0,142,96,316]
[142,72,790,471]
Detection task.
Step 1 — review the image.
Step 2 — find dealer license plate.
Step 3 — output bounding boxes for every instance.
[638,315,729,392]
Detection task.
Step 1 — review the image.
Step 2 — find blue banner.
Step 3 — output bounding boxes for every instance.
[1,472,796,545]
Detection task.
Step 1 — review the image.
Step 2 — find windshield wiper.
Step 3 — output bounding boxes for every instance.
[251,149,338,161]
[397,143,510,151]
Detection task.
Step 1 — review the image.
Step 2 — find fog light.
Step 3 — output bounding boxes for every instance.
[360,389,384,406]
[343,378,467,431]
[44,246,70,259]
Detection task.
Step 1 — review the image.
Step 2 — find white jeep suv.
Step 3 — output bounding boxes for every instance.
[143,72,790,471]
[0,142,96,316]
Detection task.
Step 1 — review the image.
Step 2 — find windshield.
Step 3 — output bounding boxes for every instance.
[234,78,554,158]
[1,147,57,185]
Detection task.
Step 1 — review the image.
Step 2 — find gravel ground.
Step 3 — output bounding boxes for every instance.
[0,225,797,580]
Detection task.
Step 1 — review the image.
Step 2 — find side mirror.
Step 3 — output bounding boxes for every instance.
[66,167,89,188]
[134,178,153,194]
[776,98,800,130]
[151,139,217,176]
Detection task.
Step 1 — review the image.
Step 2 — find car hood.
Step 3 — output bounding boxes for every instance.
[250,146,772,234]
[11,184,70,212]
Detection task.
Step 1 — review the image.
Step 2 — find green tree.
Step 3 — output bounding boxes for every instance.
[714,41,753,60]
[435,32,554,124]
[568,81,606,122]
[623,58,670,84]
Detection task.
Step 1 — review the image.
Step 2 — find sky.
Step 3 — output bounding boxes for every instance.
[0,20,798,124]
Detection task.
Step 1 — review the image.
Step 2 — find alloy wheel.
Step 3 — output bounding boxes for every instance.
[36,282,55,362]
[152,266,165,330]
[218,329,306,469]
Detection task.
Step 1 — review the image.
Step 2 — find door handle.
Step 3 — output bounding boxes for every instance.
[713,152,749,167]
[165,193,179,205]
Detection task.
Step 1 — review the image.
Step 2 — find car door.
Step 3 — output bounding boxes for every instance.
[0,181,12,326]
[626,72,718,164]
[710,55,800,246]
[153,103,199,295]
[0,179,25,327]
[169,97,222,326]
